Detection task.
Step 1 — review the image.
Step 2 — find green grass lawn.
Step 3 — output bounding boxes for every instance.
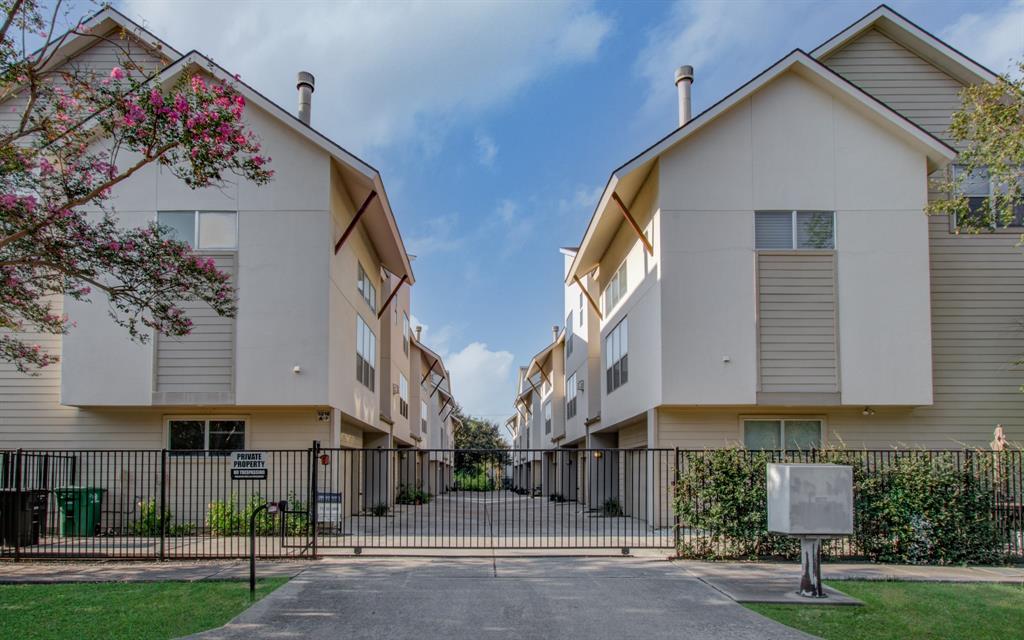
[0,578,288,640]
[747,580,1024,640]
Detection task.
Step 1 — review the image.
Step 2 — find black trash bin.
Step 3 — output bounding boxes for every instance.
[0,489,49,547]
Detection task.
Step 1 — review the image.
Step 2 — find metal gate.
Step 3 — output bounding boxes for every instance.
[311,447,675,551]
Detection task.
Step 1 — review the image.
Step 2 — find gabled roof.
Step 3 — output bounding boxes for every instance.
[156,52,415,283]
[525,331,565,380]
[35,6,180,72]
[812,4,999,86]
[566,49,957,282]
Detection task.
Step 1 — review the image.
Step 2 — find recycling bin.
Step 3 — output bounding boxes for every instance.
[55,487,106,536]
[0,489,49,546]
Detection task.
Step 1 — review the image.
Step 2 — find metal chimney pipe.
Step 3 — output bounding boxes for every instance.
[415,325,422,342]
[296,71,315,125]
[553,325,559,342]
[674,65,694,127]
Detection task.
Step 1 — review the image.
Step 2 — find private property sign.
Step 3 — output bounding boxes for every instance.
[230,451,268,480]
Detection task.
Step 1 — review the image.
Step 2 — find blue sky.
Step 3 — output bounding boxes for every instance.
[116,0,1022,422]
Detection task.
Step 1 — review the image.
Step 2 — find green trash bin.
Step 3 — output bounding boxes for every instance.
[55,487,106,536]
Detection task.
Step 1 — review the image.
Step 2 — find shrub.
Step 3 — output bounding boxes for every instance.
[674,449,1007,564]
[207,492,308,536]
[396,485,432,505]
[130,499,196,537]
[455,468,495,491]
[601,498,623,517]
[370,502,390,517]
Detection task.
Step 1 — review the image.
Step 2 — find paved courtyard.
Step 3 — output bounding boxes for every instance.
[187,557,813,640]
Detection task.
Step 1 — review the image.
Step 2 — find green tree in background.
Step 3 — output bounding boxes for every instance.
[927,61,1024,232]
[452,407,509,473]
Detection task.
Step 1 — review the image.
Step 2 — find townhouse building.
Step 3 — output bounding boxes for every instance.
[513,5,1023,516]
[0,8,457,515]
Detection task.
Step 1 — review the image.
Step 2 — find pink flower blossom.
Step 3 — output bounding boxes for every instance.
[109,67,125,80]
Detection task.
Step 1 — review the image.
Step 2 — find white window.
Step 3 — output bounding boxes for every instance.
[356,315,376,391]
[565,372,577,419]
[579,292,584,327]
[158,211,238,249]
[357,263,377,311]
[420,400,428,433]
[402,312,410,355]
[602,261,627,313]
[743,419,822,450]
[398,373,409,418]
[953,165,1024,228]
[544,401,552,434]
[605,317,628,394]
[565,311,573,358]
[754,211,834,250]
[168,418,245,456]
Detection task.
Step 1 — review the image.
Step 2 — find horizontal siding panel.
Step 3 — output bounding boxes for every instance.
[821,28,964,143]
[155,254,235,394]
[758,253,838,393]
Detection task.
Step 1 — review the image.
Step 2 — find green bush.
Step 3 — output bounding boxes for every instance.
[455,468,495,491]
[674,449,1007,564]
[396,484,432,505]
[601,498,624,517]
[369,502,390,517]
[207,492,308,536]
[129,499,195,537]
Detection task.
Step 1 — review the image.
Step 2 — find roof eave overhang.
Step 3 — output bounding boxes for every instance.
[160,52,414,284]
[811,5,999,86]
[566,49,956,283]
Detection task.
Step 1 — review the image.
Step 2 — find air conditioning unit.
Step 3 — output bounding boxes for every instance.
[577,379,585,392]
[392,383,400,395]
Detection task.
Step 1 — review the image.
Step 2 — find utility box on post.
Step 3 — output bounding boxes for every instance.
[767,463,853,598]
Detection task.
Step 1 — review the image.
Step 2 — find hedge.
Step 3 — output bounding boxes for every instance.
[674,449,1010,565]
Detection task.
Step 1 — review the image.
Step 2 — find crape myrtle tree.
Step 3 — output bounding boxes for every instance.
[0,0,272,372]
[452,407,510,473]
[927,61,1024,232]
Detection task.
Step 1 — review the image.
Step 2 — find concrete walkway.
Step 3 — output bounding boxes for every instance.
[186,557,815,640]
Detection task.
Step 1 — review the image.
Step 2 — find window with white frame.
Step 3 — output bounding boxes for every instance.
[543,401,552,434]
[420,399,428,433]
[168,418,245,456]
[357,263,377,311]
[755,211,835,250]
[605,317,628,393]
[398,373,409,418]
[158,211,237,249]
[579,292,584,327]
[402,312,410,355]
[953,165,1024,228]
[602,260,627,313]
[565,372,577,419]
[743,419,822,450]
[565,311,573,358]
[356,315,376,391]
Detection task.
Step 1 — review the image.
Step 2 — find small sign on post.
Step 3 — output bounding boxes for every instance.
[231,451,268,480]
[316,492,343,525]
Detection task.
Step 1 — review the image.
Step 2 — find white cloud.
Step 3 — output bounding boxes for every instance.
[558,183,604,219]
[942,0,1024,76]
[123,0,612,153]
[633,0,783,115]
[406,213,464,256]
[445,341,515,421]
[475,132,498,167]
[409,314,455,357]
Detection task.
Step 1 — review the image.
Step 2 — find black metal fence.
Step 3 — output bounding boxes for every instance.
[0,446,674,558]
[4,446,1020,560]
[675,449,1024,561]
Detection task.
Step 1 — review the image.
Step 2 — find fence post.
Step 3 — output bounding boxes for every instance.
[159,449,167,561]
[310,441,320,558]
[13,449,22,561]
[673,448,680,555]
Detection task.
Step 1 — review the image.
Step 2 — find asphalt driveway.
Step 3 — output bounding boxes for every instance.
[188,557,814,640]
